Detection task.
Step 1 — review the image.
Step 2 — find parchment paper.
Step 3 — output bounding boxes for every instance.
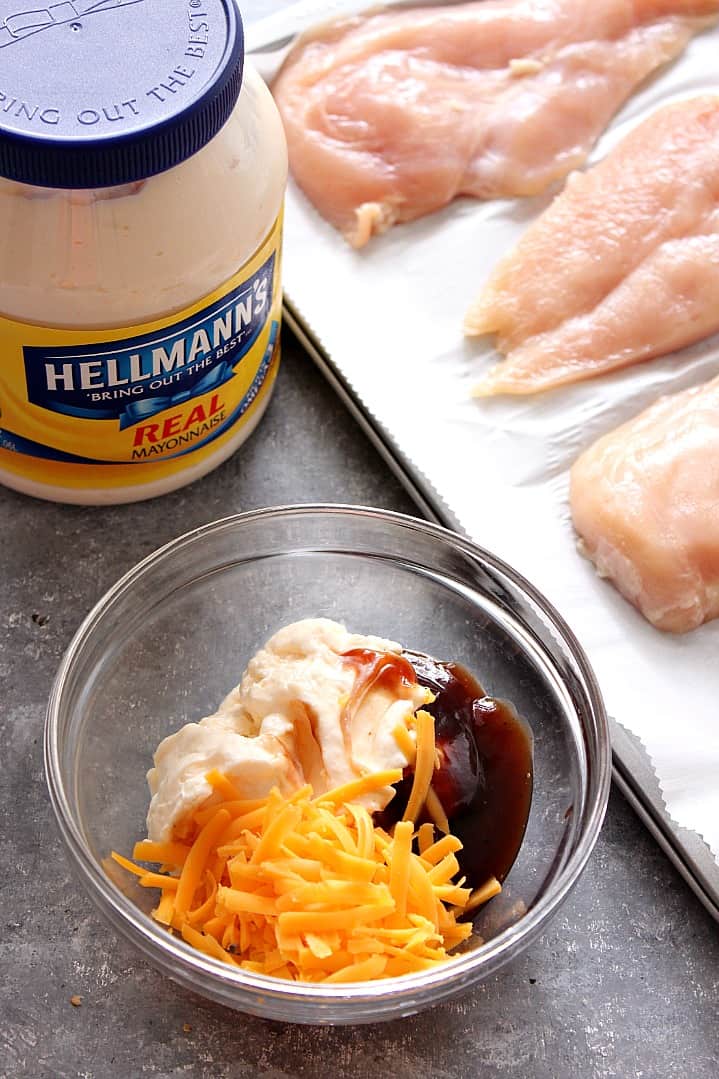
[262,13,719,859]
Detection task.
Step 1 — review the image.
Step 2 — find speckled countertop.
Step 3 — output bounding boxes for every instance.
[1,334,718,1079]
[3,1,719,1063]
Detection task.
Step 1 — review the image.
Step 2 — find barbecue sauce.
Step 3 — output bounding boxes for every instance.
[376,650,533,891]
[341,648,419,702]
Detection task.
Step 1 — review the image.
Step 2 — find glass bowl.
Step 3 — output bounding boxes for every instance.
[45,505,610,1024]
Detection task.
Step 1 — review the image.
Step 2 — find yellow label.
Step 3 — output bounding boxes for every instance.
[0,212,282,493]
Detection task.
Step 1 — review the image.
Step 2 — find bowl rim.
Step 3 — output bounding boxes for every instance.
[45,502,611,1021]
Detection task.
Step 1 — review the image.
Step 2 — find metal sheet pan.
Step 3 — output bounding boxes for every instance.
[284,301,719,924]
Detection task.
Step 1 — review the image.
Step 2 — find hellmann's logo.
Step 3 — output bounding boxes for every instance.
[23,252,276,430]
[0,0,143,49]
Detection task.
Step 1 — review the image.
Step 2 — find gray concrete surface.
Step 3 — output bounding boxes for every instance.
[1,334,718,1078]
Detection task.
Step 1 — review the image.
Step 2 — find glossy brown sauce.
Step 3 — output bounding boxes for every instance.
[341,648,418,701]
[374,649,534,891]
[339,648,421,767]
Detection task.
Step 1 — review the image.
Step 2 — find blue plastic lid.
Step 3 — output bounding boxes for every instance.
[0,0,244,188]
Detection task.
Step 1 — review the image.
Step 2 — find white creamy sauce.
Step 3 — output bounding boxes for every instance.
[146,618,429,842]
[0,67,287,329]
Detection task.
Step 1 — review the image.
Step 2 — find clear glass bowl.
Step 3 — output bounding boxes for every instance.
[45,505,610,1024]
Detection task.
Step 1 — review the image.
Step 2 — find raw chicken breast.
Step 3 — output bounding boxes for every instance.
[570,376,719,632]
[467,95,719,395]
[273,0,717,247]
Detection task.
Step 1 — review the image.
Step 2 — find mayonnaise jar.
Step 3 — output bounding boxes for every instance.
[0,1,287,504]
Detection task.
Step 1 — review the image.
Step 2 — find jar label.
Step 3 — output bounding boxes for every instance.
[0,211,282,494]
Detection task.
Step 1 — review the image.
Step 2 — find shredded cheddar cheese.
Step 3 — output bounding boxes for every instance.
[392,721,416,764]
[402,709,436,824]
[112,764,502,983]
[424,785,450,834]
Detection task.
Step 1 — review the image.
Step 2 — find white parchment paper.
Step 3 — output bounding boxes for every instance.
[270,18,719,858]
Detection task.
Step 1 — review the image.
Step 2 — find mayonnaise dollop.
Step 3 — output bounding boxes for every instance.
[146,618,430,842]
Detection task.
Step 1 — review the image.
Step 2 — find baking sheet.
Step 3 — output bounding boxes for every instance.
[285,303,719,923]
[250,4,719,903]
